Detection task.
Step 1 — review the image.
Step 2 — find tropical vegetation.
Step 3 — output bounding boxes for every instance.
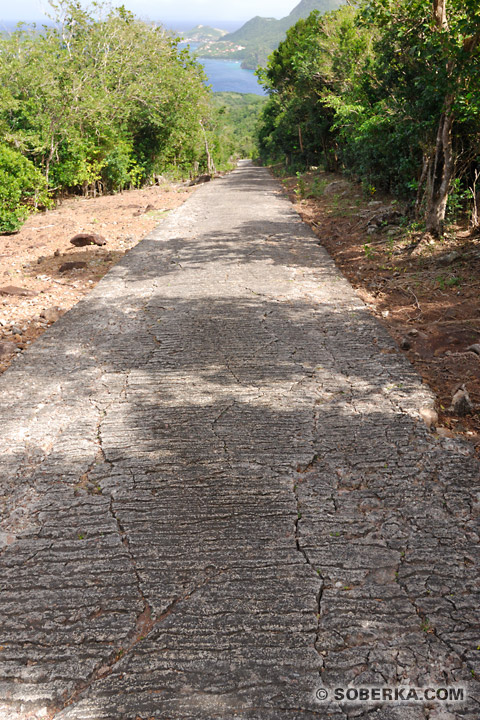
[0,1,214,231]
[257,0,480,236]
[211,93,267,162]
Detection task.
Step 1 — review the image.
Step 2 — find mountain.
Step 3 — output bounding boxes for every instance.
[199,0,345,69]
[221,16,280,46]
[286,0,343,24]
[182,25,228,42]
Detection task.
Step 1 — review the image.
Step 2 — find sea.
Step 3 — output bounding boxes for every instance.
[179,42,265,96]
[197,57,265,95]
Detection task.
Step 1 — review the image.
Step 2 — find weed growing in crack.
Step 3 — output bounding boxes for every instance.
[421,618,434,634]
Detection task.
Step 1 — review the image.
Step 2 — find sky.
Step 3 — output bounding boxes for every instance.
[0,0,301,27]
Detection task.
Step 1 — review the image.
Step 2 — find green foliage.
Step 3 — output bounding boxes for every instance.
[436,273,462,290]
[336,110,424,196]
[294,172,307,198]
[257,0,480,228]
[308,177,328,197]
[211,93,267,164]
[258,6,371,170]
[102,141,142,192]
[0,1,214,227]
[0,144,49,232]
[446,178,471,221]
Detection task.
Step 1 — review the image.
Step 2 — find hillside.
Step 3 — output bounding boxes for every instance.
[199,0,344,69]
[221,16,279,46]
[182,25,228,42]
[286,0,343,24]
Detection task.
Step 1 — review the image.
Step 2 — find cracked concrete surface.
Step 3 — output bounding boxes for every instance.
[0,161,478,719]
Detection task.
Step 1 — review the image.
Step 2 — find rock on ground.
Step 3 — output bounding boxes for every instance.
[70,233,107,247]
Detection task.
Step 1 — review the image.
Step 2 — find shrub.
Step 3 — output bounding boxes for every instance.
[0,145,50,233]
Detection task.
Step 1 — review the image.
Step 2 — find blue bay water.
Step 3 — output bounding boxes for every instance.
[178,43,265,96]
[198,57,265,95]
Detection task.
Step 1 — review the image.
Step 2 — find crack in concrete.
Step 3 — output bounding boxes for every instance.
[292,472,324,682]
[2,161,480,720]
[108,496,149,597]
[211,401,236,456]
[52,563,227,719]
[380,488,479,679]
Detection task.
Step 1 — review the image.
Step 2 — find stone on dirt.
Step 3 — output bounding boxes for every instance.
[70,233,107,247]
[449,385,474,416]
[323,180,349,195]
[59,261,87,272]
[420,406,438,428]
[0,341,14,360]
[40,307,62,324]
[467,343,480,356]
[437,251,461,266]
[188,174,211,187]
[0,285,38,297]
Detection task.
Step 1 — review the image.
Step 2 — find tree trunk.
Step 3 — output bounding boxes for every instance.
[200,121,216,175]
[425,98,454,236]
[424,2,453,236]
[433,0,448,29]
[415,155,430,219]
[470,170,479,231]
[44,138,56,187]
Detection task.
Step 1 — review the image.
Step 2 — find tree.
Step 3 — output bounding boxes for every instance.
[425,0,480,235]
[0,1,214,206]
[360,0,480,235]
[257,1,480,234]
[257,6,373,169]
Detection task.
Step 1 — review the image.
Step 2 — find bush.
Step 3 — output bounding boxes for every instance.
[102,141,141,191]
[339,113,424,198]
[0,145,50,233]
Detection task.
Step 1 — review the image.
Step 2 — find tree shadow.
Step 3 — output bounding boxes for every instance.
[0,165,479,718]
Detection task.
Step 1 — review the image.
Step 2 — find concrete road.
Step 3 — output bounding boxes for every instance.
[0,161,478,719]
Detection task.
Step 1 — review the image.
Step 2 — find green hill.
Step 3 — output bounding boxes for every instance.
[222,16,280,46]
[199,0,345,69]
[183,25,228,42]
[285,0,343,24]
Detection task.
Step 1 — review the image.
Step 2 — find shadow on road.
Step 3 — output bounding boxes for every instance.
[0,164,478,719]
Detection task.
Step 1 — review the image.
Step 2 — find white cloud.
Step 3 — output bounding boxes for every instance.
[1,0,299,24]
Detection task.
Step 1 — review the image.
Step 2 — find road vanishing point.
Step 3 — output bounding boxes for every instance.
[0,161,478,719]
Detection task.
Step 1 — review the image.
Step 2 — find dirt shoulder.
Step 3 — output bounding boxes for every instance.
[277,168,480,451]
[2,168,479,449]
[0,182,194,373]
